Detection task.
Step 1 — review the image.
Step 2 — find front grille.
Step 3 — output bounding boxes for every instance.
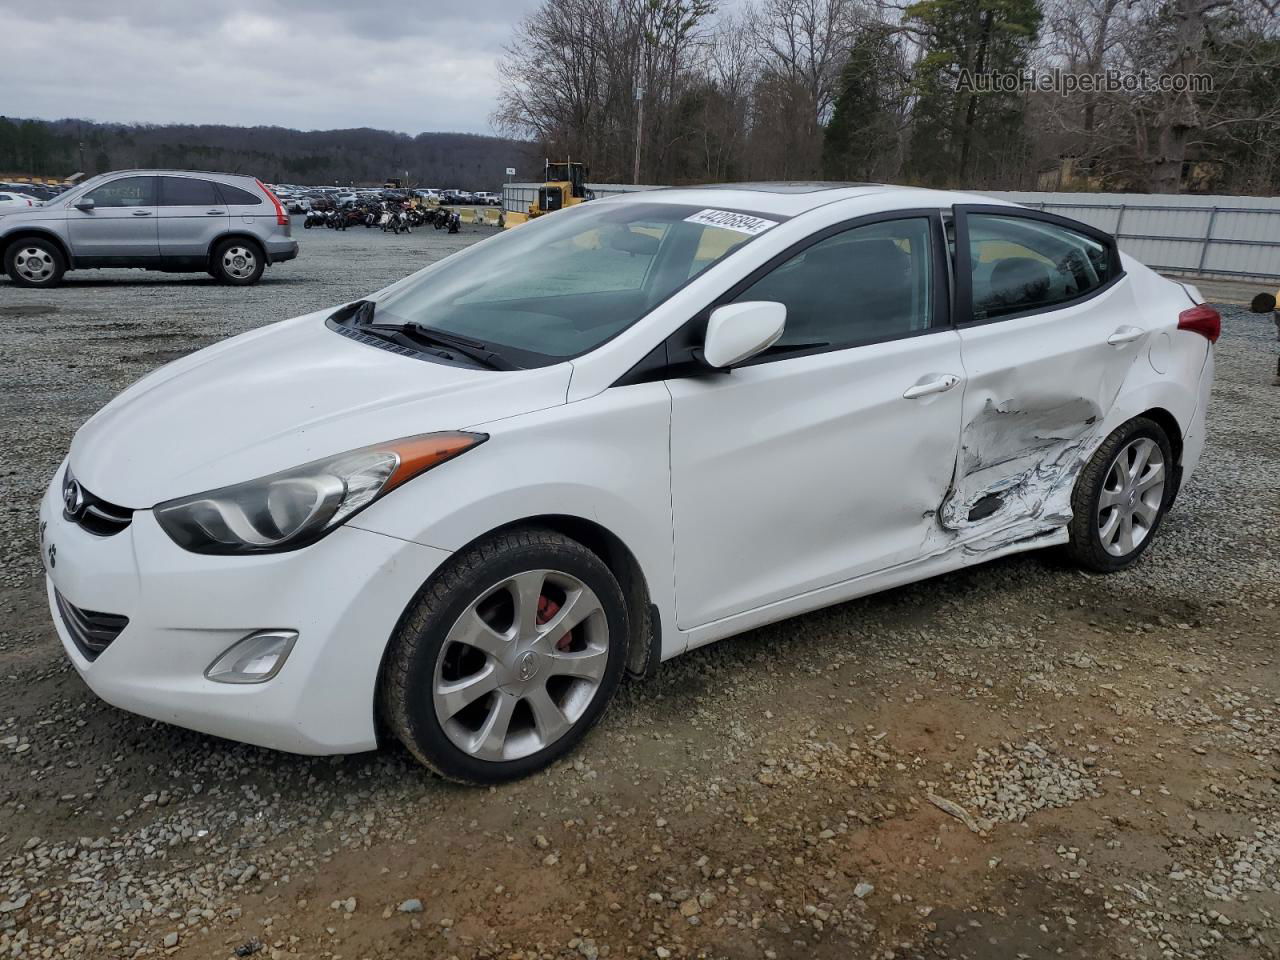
[62,470,133,536]
[55,591,129,662]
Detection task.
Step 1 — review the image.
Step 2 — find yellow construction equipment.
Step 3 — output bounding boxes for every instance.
[502,160,594,228]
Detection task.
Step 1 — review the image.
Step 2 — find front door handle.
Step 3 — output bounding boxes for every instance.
[131,209,153,216]
[903,374,961,400]
[1107,326,1145,346]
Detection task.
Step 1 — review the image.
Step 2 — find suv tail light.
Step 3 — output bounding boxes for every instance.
[1177,304,1221,344]
[257,179,289,226]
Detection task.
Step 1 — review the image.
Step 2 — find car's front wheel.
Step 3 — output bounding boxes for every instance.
[1066,416,1174,572]
[4,237,66,288]
[212,239,265,285]
[379,527,628,783]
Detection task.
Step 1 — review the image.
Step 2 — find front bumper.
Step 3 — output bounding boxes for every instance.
[39,463,450,754]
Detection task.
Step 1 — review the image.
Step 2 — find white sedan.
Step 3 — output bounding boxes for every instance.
[0,191,39,213]
[39,184,1216,783]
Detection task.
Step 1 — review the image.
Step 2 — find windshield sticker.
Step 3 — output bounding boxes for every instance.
[683,209,779,236]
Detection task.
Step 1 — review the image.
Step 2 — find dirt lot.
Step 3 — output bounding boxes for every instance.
[1,223,1279,960]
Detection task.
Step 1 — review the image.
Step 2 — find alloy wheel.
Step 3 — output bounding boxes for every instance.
[1097,437,1166,557]
[432,569,609,762]
[13,246,55,283]
[221,245,257,280]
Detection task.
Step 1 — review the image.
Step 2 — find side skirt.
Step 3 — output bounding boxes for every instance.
[678,527,1068,654]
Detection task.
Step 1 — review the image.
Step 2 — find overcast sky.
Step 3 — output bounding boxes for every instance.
[1,0,549,136]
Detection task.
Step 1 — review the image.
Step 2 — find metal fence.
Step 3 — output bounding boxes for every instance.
[502,183,1280,283]
[502,182,661,215]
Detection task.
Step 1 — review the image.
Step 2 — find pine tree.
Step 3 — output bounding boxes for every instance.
[904,0,1042,187]
[823,26,904,181]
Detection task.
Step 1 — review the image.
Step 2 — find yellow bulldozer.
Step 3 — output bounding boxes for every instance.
[502,160,594,229]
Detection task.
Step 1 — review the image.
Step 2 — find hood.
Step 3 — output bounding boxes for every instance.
[69,310,572,507]
[0,205,60,225]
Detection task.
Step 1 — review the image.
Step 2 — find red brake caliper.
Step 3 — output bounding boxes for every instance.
[536,595,573,651]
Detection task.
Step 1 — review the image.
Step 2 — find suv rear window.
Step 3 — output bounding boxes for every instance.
[215,183,263,206]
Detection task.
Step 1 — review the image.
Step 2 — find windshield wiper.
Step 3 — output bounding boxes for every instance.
[344,300,518,371]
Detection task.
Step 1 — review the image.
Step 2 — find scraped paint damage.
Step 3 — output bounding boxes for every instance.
[924,392,1119,558]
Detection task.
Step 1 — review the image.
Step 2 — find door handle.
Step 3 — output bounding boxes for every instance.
[903,374,961,400]
[131,209,153,216]
[206,209,225,215]
[1106,326,1145,346]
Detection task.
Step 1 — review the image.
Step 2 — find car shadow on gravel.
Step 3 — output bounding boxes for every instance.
[27,549,1065,824]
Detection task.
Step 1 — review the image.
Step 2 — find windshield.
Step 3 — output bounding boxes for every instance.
[374,200,779,364]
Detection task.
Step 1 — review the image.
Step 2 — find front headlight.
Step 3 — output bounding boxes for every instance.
[154,432,486,554]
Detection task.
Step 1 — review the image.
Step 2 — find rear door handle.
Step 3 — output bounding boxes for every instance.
[903,374,961,399]
[206,209,225,215]
[131,209,153,216]
[1107,326,1145,346]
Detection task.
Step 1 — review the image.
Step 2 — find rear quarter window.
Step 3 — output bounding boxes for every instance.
[216,183,263,206]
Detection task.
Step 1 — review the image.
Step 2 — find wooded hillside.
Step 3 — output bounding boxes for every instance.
[0,117,537,189]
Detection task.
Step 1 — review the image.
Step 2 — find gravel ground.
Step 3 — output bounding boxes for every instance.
[1,223,1278,960]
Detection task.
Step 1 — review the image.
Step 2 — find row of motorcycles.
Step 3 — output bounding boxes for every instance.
[303,201,461,234]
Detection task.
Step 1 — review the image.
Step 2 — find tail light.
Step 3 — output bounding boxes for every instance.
[1177,304,1221,344]
[256,179,289,226]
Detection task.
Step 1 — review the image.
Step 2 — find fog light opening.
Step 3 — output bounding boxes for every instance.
[205,630,298,684]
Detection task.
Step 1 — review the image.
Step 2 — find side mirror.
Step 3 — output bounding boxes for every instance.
[74,198,95,212]
[702,301,786,369]
[1250,292,1277,314]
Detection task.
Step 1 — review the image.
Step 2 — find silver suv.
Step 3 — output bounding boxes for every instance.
[1,170,299,287]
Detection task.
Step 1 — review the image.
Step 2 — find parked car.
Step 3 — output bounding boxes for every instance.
[474,192,501,206]
[286,197,311,214]
[0,191,40,213]
[38,184,1216,783]
[1,170,298,287]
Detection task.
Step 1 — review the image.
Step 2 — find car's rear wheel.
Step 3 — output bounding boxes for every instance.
[212,239,264,285]
[379,527,628,783]
[1066,416,1174,572]
[5,238,66,287]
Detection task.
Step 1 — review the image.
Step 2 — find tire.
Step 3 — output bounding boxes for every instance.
[379,526,629,784]
[4,237,66,288]
[211,239,265,286]
[1065,416,1174,572]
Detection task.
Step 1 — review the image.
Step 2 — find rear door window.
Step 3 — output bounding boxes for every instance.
[966,214,1113,320]
[159,177,220,206]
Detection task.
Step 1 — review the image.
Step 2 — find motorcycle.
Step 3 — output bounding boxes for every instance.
[303,209,327,229]
[381,204,413,235]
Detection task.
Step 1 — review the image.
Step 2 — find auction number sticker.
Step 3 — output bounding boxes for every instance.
[683,209,779,236]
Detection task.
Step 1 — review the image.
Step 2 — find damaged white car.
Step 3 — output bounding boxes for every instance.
[40,183,1217,783]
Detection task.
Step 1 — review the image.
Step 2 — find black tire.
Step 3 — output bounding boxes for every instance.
[4,237,66,288]
[1065,416,1174,572]
[210,239,265,286]
[379,526,629,784]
